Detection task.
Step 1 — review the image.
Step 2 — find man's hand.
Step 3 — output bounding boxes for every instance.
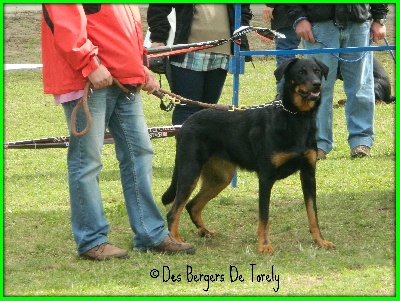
[139,66,160,94]
[151,42,166,48]
[263,6,274,24]
[88,64,113,89]
[370,22,386,43]
[295,19,315,43]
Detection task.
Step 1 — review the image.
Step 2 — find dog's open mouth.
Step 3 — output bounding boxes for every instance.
[298,90,321,101]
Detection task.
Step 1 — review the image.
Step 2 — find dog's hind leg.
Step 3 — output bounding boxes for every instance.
[167,174,200,242]
[300,154,334,250]
[162,163,179,205]
[186,157,236,238]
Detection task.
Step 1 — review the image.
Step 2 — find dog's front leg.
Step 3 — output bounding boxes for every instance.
[257,174,275,254]
[300,161,334,250]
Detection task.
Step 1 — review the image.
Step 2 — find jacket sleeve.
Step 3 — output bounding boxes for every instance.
[43,4,99,77]
[240,4,253,26]
[147,4,174,44]
[285,5,307,23]
[370,4,389,20]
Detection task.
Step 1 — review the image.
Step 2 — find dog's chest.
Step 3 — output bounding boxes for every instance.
[270,150,314,180]
[274,122,314,152]
[268,117,316,174]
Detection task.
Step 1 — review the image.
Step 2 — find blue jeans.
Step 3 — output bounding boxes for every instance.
[302,20,374,153]
[275,26,301,67]
[63,85,168,254]
[275,26,301,94]
[170,64,228,125]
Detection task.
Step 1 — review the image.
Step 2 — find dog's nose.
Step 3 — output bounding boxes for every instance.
[312,81,321,88]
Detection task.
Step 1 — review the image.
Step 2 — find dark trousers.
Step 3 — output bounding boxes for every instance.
[170,64,228,125]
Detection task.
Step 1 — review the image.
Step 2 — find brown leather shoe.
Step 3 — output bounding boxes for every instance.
[350,145,370,158]
[150,234,195,254]
[80,243,129,260]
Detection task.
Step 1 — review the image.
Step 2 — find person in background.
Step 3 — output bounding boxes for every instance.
[263,5,301,96]
[286,4,388,159]
[147,4,252,125]
[41,4,195,260]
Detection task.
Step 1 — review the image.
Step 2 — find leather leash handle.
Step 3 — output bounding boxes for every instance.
[70,77,135,138]
[70,81,92,138]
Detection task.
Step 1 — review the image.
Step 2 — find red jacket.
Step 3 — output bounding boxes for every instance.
[42,4,147,95]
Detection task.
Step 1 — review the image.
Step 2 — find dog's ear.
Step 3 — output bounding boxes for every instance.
[312,58,329,80]
[274,58,299,81]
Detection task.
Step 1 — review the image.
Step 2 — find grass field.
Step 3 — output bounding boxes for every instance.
[3,5,396,297]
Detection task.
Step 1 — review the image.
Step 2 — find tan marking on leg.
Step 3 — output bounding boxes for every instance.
[169,177,200,242]
[305,197,334,249]
[187,157,235,237]
[304,149,317,166]
[169,203,186,242]
[257,220,274,254]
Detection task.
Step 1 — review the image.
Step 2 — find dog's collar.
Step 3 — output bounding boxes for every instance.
[247,100,297,114]
[273,100,297,115]
[247,100,309,115]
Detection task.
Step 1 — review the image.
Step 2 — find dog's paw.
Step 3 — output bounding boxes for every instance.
[316,239,335,250]
[258,244,275,255]
[198,228,216,238]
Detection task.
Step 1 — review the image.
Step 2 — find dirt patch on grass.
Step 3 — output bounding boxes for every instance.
[4,10,42,63]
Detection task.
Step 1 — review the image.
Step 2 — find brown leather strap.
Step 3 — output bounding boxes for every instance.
[70,78,137,138]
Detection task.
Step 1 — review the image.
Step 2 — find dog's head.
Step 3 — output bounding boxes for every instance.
[274,58,329,113]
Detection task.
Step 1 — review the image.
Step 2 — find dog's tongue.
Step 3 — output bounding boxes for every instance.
[310,91,320,97]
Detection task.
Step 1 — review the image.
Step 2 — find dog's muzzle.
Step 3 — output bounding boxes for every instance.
[298,89,321,101]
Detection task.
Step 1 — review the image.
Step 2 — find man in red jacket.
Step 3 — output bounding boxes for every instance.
[42,4,194,260]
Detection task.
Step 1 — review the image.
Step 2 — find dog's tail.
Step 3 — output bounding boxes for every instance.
[162,165,178,205]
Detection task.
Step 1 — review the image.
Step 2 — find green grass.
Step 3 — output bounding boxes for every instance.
[3,60,395,296]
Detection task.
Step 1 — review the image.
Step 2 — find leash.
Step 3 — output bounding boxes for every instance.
[70,79,248,138]
[315,39,371,63]
[384,37,396,62]
[155,89,298,114]
[154,89,247,112]
[71,80,301,138]
[70,81,92,138]
[70,78,136,138]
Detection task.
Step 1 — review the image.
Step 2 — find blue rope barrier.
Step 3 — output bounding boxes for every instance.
[316,39,371,63]
[238,45,395,57]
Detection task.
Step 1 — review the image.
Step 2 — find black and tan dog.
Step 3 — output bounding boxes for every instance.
[162,58,334,254]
